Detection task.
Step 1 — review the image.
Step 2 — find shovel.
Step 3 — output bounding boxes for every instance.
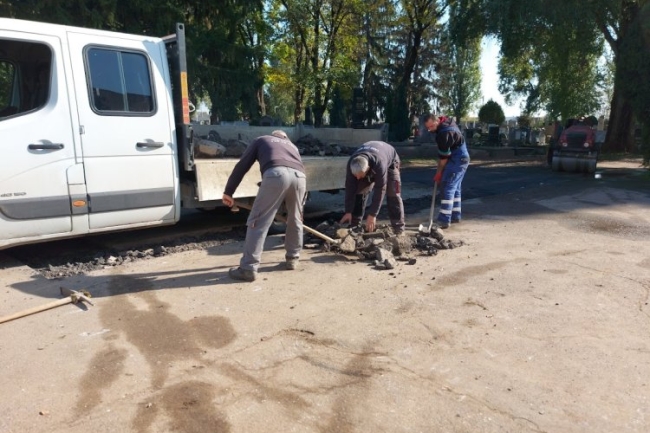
[419,182,438,235]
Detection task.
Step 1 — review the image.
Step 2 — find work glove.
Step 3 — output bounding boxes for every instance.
[433,171,442,184]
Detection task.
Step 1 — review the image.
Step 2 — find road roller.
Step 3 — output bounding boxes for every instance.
[550,120,599,174]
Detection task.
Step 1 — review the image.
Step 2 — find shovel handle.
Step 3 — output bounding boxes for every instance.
[232,201,338,244]
[428,182,437,229]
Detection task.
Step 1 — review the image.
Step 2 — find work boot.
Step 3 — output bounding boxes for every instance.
[285,257,299,270]
[228,267,257,282]
[451,218,461,224]
[438,222,450,229]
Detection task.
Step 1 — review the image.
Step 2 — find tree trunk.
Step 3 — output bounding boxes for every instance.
[604,86,635,153]
[257,87,266,117]
[601,0,638,153]
[313,106,324,127]
[293,87,304,125]
[390,84,411,141]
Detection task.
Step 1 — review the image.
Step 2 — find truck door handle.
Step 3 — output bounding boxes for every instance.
[28,143,65,150]
[136,141,165,148]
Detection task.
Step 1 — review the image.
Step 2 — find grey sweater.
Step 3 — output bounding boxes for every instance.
[344,141,399,216]
[224,135,305,196]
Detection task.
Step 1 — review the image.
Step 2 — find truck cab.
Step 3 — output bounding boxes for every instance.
[0,18,181,249]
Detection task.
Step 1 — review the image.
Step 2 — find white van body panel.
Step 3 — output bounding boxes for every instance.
[0,18,180,249]
[66,31,178,231]
[0,29,77,246]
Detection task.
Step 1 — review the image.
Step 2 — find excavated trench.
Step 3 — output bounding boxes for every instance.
[4,195,464,279]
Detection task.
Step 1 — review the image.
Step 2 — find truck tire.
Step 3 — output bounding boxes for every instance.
[268,221,287,235]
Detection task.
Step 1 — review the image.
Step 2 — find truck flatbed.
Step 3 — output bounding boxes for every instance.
[194,156,349,201]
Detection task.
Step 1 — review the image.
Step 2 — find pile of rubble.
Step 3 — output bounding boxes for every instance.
[294,134,357,156]
[194,130,249,158]
[193,130,358,158]
[305,221,464,270]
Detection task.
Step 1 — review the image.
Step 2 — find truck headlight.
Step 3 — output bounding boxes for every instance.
[561,142,568,147]
[583,142,590,148]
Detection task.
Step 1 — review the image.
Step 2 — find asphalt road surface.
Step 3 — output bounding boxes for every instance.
[1,156,643,274]
[1,156,649,433]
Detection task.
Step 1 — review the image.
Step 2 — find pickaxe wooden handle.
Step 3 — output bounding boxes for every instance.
[0,287,93,324]
[232,201,339,245]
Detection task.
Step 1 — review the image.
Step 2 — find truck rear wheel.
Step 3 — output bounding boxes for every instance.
[268,221,287,235]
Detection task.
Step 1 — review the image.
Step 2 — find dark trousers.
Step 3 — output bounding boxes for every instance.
[351,163,405,232]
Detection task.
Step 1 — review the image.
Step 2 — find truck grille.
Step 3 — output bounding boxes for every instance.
[566,132,587,149]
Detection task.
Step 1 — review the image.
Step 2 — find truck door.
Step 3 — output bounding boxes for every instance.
[66,32,178,230]
[0,31,76,247]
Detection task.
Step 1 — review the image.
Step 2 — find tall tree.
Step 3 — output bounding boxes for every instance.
[485,0,603,120]
[617,1,650,163]
[359,0,398,126]
[592,0,650,153]
[437,0,485,120]
[185,0,266,122]
[266,0,310,124]
[485,0,648,153]
[478,99,505,125]
[276,0,364,126]
[381,0,444,141]
[437,31,482,121]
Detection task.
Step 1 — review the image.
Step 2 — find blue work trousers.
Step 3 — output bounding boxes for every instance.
[437,144,470,225]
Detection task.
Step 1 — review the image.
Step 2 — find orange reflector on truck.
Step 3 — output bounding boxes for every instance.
[72,200,87,207]
[181,71,190,124]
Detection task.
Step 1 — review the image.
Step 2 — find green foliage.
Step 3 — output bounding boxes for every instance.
[270,0,366,126]
[358,0,399,126]
[436,1,484,121]
[437,31,482,121]
[484,0,650,153]
[516,114,531,127]
[486,0,604,121]
[478,99,505,125]
[186,1,267,122]
[2,0,184,35]
[383,0,443,141]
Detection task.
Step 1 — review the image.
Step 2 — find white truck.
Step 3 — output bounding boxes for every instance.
[0,18,378,250]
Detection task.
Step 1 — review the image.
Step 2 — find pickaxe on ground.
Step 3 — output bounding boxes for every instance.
[0,287,93,324]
